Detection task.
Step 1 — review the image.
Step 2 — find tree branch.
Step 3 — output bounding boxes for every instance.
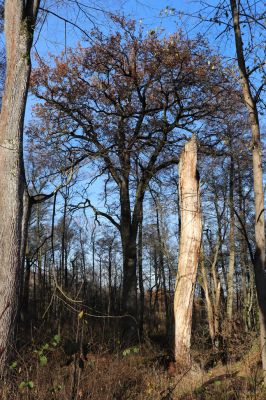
[69,199,121,231]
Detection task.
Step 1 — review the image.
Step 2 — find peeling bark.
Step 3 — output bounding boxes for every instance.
[174,136,202,365]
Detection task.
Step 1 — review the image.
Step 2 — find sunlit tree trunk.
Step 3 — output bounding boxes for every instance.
[236,165,254,331]
[174,136,202,364]
[0,0,39,373]
[200,241,221,348]
[227,156,235,324]
[230,0,266,381]
[18,191,31,321]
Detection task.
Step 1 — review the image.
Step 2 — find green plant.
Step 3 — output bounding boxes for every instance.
[122,346,140,357]
[34,334,61,366]
[51,384,63,394]
[19,380,34,390]
[9,361,18,370]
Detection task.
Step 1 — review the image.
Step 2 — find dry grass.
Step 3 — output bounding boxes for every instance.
[1,334,266,400]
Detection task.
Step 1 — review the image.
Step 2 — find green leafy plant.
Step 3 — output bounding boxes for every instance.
[122,346,140,357]
[39,355,48,366]
[15,335,62,392]
[34,334,61,366]
[51,384,63,394]
[9,361,18,370]
[51,334,61,347]
[19,380,34,390]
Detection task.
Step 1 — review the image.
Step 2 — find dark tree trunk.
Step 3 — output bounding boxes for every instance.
[108,242,113,315]
[121,228,138,338]
[138,208,144,338]
[120,182,139,339]
[22,255,31,315]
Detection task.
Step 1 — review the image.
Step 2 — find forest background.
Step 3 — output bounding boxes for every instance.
[0,0,265,399]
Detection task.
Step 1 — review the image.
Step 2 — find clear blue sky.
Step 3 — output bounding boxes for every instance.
[33,0,231,55]
[26,0,196,150]
[24,0,265,226]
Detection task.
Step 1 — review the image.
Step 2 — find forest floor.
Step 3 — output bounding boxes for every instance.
[2,332,266,400]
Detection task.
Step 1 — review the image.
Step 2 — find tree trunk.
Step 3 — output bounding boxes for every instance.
[22,251,31,316]
[18,191,31,318]
[121,229,138,339]
[236,167,253,331]
[174,136,202,365]
[138,207,145,338]
[0,0,39,373]
[230,0,266,381]
[120,182,138,339]
[61,195,67,288]
[154,196,170,336]
[200,241,221,348]
[108,241,113,316]
[227,156,235,324]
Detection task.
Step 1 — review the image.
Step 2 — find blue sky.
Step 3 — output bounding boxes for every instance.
[24,0,265,229]
[26,0,193,159]
[27,0,264,123]
[26,0,233,119]
[31,0,228,59]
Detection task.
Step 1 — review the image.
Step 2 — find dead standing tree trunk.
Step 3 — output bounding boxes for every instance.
[0,0,40,373]
[174,136,202,365]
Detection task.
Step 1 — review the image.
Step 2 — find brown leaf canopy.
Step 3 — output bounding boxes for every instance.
[29,17,239,184]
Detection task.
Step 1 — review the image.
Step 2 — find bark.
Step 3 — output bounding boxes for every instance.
[138,207,145,338]
[121,231,138,311]
[154,195,170,335]
[0,0,39,373]
[61,194,68,288]
[107,240,113,316]
[92,235,95,284]
[230,0,266,381]
[22,251,31,315]
[200,241,221,348]
[120,181,139,339]
[18,191,31,314]
[201,254,215,341]
[236,167,254,330]
[174,136,202,364]
[18,192,32,328]
[227,156,235,323]
[121,230,138,338]
[99,257,102,309]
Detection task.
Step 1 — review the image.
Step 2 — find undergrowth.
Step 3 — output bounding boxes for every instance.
[1,330,266,400]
